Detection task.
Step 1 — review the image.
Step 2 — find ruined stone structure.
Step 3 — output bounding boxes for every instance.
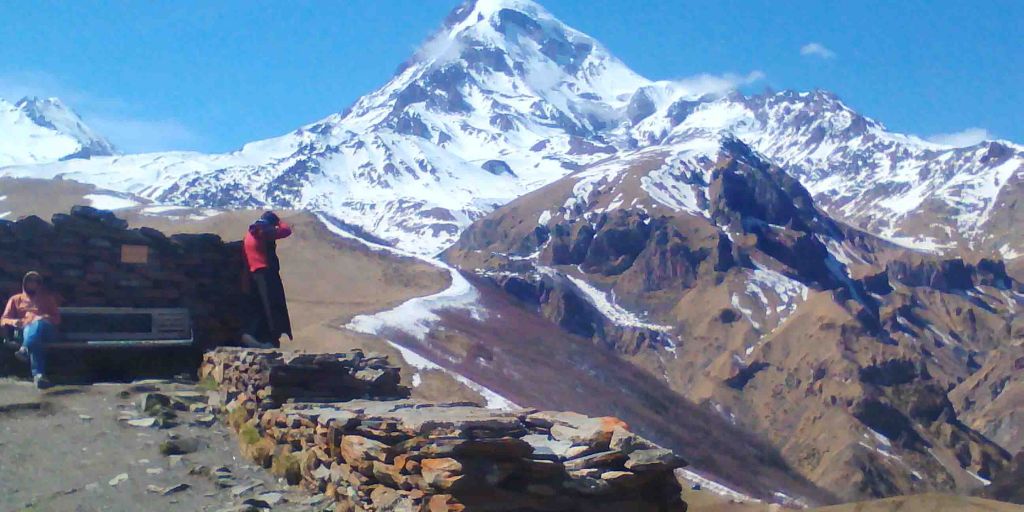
[201,348,688,511]
[0,207,245,348]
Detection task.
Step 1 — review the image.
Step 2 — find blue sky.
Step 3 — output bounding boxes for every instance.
[0,0,1019,153]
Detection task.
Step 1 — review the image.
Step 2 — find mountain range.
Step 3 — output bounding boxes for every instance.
[1,0,1022,506]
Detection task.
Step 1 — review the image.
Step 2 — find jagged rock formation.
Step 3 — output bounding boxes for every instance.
[200,347,687,511]
[980,451,1024,505]
[951,345,1024,454]
[444,137,1022,500]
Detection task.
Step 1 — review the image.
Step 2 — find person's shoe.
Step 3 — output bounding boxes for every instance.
[14,347,29,363]
[33,374,52,389]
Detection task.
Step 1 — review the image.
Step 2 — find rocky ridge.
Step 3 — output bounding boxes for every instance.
[443,135,1022,500]
[200,347,688,511]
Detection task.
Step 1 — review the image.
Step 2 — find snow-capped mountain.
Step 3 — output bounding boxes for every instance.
[0,96,117,166]
[1,0,1020,259]
[627,89,1024,256]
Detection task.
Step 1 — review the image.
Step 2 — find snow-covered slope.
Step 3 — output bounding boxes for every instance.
[0,96,116,166]
[1,0,1020,258]
[629,90,1024,255]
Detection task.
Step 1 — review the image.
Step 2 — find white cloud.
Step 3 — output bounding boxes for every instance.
[674,71,767,97]
[925,127,992,147]
[88,116,201,154]
[800,42,836,60]
[0,71,202,153]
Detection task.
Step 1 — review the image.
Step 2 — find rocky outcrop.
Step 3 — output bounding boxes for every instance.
[201,347,687,511]
[885,258,1012,292]
[981,451,1024,504]
[199,349,408,408]
[0,206,244,348]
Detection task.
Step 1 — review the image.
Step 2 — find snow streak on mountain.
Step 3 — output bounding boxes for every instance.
[0,0,1021,257]
[0,96,117,166]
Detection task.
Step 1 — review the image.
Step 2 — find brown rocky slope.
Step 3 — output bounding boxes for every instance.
[444,136,1022,501]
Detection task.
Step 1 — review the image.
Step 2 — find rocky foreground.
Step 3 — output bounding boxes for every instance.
[199,347,689,511]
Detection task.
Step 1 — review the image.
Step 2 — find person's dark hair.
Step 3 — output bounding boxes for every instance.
[260,211,280,226]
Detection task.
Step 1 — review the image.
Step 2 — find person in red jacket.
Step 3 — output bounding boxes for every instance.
[241,211,293,348]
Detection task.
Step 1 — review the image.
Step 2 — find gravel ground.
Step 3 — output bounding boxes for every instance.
[0,378,322,512]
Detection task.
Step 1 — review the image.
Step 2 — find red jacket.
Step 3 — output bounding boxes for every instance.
[243,221,292,273]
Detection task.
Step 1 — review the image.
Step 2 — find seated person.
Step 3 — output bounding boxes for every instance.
[2,271,61,389]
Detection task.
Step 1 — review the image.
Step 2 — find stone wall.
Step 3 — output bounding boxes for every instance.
[0,206,245,348]
[201,347,687,511]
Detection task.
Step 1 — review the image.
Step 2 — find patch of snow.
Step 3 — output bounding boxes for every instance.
[1000,244,1021,260]
[537,210,552,225]
[772,491,809,508]
[675,468,759,503]
[731,294,761,330]
[562,274,672,333]
[746,264,808,320]
[968,471,992,486]
[877,233,952,253]
[141,205,188,214]
[385,340,517,410]
[84,194,138,211]
[867,428,893,448]
[338,220,484,340]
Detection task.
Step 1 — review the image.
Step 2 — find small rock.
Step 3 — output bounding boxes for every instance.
[78,414,93,421]
[168,455,185,468]
[188,465,210,476]
[215,506,259,512]
[623,448,685,471]
[301,494,327,506]
[108,473,129,486]
[241,498,272,509]
[231,480,264,496]
[159,436,202,455]
[193,414,217,427]
[84,483,100,492]
[146,468,164,475]
[125,417,158,428]
[256,492,284,506]
[161,483,190,496]
[146,484,163,494]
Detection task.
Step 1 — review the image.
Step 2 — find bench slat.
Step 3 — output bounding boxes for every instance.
[47,338,194,349]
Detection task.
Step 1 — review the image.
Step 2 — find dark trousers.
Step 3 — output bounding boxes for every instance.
[244,269,289,347]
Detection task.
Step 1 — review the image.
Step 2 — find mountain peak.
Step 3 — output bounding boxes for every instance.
[0,95,116,166]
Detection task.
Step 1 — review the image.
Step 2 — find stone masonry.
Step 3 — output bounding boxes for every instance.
[0,206,245,348]
[201,347,688,511]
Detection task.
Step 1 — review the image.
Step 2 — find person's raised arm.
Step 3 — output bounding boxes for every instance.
[273,220,292,240]
[1,296,21,328]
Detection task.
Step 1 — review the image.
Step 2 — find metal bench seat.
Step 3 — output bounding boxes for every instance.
[45,307,193,349]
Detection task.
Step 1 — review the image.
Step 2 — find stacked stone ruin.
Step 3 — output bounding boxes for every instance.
[0,206,244,347]
[201,347,688,511]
